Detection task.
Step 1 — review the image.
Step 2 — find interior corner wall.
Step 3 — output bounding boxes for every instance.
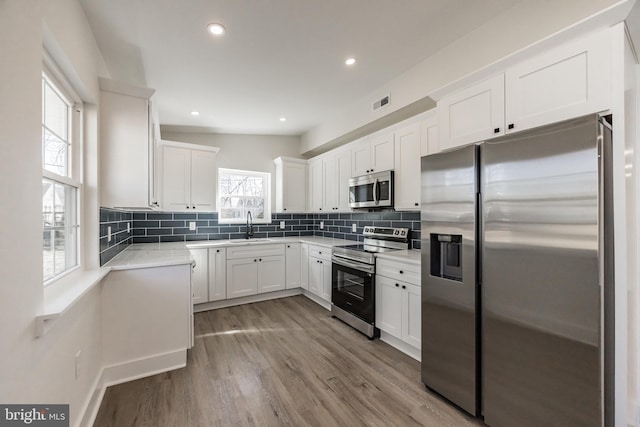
[0,1,106,426]
[300,0,627,155]
[159,132,302,209]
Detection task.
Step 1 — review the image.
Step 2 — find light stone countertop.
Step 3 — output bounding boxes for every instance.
[375,249,422,266]
[105,236,356,270]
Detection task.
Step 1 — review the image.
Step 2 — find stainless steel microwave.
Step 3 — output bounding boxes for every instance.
[348,170,394,209]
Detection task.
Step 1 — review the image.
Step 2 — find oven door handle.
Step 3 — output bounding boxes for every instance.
[331,255,375,275]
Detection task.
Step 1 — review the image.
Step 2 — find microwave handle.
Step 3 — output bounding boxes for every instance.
[373,179,379,205]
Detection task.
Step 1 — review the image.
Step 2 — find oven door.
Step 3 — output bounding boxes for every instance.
[331,257,375,323]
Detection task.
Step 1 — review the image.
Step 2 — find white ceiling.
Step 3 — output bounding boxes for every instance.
[80,0,522,136]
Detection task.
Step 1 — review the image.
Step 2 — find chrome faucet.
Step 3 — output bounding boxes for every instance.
[246,211,254,239]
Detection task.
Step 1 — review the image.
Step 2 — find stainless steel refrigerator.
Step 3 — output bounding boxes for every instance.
[420,114,614,427]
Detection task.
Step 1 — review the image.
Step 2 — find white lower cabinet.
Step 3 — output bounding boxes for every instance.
[285,243,302,289]
[190,247,226,304]
[208,248,226,302]
[375,258,421,350]
[226,244,286,298]
[308,245,331,301]
[300,244,309,290]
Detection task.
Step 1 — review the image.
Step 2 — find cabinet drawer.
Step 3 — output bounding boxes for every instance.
[309,245,331,261]
[376,258,420,285]
[226,244,285,260]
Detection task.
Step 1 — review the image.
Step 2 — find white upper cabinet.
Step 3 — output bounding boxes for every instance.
[308,158,323,212]
[437,73,505,151]
[274,157,307,213]
[437,29,610,151]
[99,78,157,209]
[420,113,439,156]
[351,132,394,177]
[160,140,219,212]
[394,122,421,210]
[504,30,609,134]
[322,148,352,212]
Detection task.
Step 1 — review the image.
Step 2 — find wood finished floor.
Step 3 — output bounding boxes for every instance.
[94,295,483,426]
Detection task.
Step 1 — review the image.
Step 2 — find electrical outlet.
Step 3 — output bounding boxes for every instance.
[189,221,196,231]
[107,226,112,242]
[320,221,324,230]
[352,223,357,233]
[75,349,81,380]
[280,221,285,229]
[127,222,131,233]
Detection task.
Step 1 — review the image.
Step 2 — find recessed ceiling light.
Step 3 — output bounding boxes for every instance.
[207,23,226,36]
[345,58,356,66]
[190,111,200,116]
[279,117,287,122]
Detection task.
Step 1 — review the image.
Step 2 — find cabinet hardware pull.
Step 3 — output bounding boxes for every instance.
[508,123,515,130]
[414,203,419,206]
[402,285,406,289]
[494,128,500,133]
[186,206,190,209]
[216,249,219,253]
[395,283,399,287]
[192,206,195,209]
[259,258,262,262]
[399,270,403,274]
[254,259,257,262]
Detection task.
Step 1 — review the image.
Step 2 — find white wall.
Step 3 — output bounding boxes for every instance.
[160,131,302,209]
[0,1,106,425]
[301,0,632,155]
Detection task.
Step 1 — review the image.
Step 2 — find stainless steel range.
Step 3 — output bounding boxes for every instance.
[331,226,410,338]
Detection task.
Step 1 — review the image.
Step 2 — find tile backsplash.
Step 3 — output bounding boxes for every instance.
[99,208,132,265]
[100,208,421,265]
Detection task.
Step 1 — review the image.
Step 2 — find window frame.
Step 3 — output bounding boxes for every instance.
[42,56,83,286]
[217,168,272,224]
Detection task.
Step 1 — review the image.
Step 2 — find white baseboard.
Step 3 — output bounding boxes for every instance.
[78,349,187,427]
[301,290,331,311]
[379,331,421,361]
[194,288,303,312]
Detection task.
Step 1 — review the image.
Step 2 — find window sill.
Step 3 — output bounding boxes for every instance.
[36,267,111,338]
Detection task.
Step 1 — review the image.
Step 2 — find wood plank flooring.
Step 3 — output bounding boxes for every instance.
[94,295,483,426]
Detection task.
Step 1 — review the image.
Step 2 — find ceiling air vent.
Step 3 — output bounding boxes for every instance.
[373,95,390,111]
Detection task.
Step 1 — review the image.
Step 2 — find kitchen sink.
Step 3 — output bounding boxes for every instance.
[229,238,271,244]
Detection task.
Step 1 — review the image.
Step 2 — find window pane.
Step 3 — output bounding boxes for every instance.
[43,80,68,141]
[43,128,68,176]
[218,169,271,224]
[43,179,77,282]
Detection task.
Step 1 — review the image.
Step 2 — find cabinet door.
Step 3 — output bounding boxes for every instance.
[351,138,372,177]
[308,257,323,297]
[402,283,421,349]
[257,255,285,294]
[375,276,402,339]
[370,131,395,172]
[161,146,191,211]
[300,244,309,290]
[420,115,438,156]
[394,122,421,210]
[505,31,609,134]
[308,159,324,212]
[100,90,151,209]
[190,150,217,211]
[323,155,337,211]
[208,248,226,302]
[190,248,208,304]
[335,149,352,211]
[285,243,301,289]
[226,258,258,298]
[283,162,307,212]
[321,259,332,302]
[438,73,505,151]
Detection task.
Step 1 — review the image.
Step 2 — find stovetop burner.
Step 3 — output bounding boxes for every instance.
[338,244,403,254]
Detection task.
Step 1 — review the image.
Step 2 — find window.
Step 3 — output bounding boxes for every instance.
[218,168,271,224]
[42,68,81,284]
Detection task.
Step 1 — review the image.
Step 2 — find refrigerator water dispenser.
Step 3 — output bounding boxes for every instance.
[430,234,462,281]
